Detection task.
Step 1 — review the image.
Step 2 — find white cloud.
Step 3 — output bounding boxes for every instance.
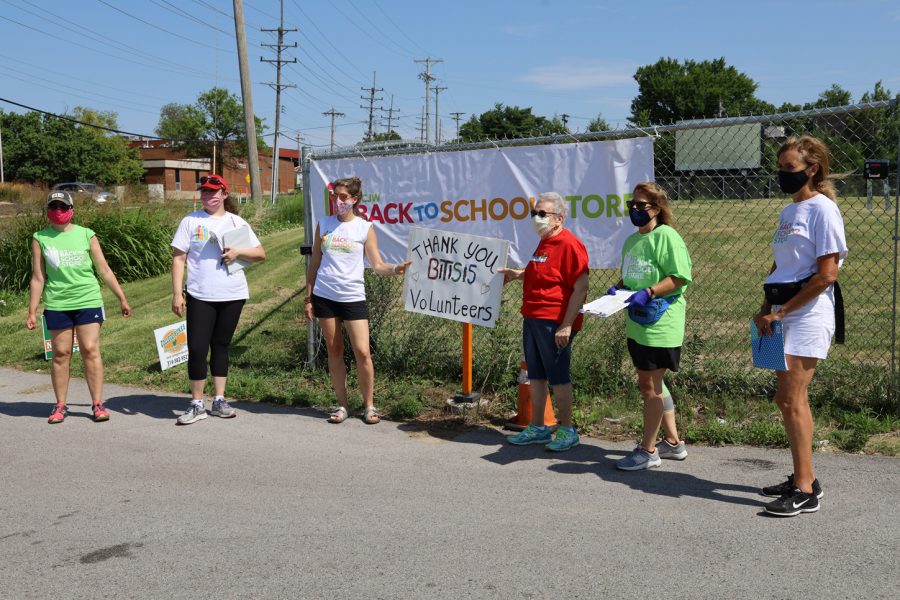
[518,61,634,91]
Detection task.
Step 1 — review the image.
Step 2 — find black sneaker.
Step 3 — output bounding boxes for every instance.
[761,474,823,499]
[764,488,820,517]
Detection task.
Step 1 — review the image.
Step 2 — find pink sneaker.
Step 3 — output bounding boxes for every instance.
[48,403,67,424]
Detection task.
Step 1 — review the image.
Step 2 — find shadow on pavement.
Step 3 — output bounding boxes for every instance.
[424,425,762,508]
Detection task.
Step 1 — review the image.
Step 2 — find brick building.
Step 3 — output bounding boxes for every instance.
[130,140,299,200]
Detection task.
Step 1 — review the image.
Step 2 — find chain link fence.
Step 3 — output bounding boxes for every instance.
[305,100,900,412]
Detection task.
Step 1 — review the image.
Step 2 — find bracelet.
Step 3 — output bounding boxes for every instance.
[304,296,312,304]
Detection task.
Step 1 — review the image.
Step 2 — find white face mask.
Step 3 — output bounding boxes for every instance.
[531,215,553,236]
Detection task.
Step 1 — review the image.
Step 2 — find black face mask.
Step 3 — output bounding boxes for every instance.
[778,169,810,194]
[629,208,653,227]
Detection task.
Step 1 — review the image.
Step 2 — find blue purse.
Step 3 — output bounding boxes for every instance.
[627,294,680,326]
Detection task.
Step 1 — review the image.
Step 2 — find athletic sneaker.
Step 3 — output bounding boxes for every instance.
[92,402,110,422]
[508,423,553,445]
[546,427,579,452]
[176,403,207,425]
[48,403,67,424]
[210,398,236,419]
[655,438,688,460]
[761,474,823,499]
[764,488,820,517]
[616,445,662,471]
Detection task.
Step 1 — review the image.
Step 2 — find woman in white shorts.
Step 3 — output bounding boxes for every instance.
[753,135,848,517]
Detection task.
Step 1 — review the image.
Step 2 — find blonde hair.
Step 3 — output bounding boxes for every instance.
[777,135,837,200]
[632,182,674,227]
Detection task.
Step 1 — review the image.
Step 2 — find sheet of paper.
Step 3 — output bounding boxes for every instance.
[580,290,634,317]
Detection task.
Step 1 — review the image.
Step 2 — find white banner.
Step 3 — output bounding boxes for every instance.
[153,321,188,371]
[310,138,654,269]
[403,227,508,328]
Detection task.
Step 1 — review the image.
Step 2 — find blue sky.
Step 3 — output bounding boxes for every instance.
[1,0,898,152]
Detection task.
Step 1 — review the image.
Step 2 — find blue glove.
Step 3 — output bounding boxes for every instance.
[606,286,618,296]
[626,288,652,306]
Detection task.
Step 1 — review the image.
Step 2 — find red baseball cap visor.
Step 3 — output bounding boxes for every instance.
[198,174,228,191]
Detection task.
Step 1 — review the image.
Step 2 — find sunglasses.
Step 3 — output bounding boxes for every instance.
[628,201,657,210]
[199,176,225,186]
[530,209,559,218]
[48,203,71,210]
[334,193,355,201]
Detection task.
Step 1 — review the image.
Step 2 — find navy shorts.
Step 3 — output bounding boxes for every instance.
[522,317,578,386]
[44,307,105,331]
[627,338,682,372]
[312,294,369,321]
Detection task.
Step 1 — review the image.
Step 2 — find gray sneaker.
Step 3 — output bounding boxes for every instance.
[210,398,236,418]
[176,403,207,425]
[655,439,688,460]
[616,445,662,471]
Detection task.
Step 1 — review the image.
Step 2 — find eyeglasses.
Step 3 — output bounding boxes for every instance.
[199,175,224,186]
[628,201,657,210]
[530,209,559,218]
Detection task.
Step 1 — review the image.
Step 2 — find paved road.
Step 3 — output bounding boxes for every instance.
[0,367,897,599]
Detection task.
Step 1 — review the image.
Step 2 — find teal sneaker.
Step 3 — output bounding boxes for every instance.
[507,424,552,445]
[546,427,579,452]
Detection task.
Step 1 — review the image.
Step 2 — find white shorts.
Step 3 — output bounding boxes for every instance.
[777,288,836,360]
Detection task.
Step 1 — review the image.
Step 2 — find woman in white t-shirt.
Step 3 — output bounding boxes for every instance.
[170,174,266,425]
[305,177,410,424]
[753,136,848,517]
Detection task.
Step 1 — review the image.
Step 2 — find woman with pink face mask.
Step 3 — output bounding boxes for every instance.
[27,191,132,424]
[170,174,266,425]
[305,176,411,424]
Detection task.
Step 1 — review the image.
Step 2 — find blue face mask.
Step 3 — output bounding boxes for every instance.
[630,208,653,227]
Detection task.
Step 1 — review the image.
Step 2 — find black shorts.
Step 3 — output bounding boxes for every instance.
[627,338,682,372]
[312,294,369,321]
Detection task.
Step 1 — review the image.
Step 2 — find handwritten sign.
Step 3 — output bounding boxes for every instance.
[403,227,508,328]
[153,321,188,370]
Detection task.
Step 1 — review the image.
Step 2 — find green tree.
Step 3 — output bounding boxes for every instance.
[155,87,267,168]
[458,103,567,142]
[368,130,401,143]
[0,110,142,185]
[586,113,611,132]
[630,57,775,125]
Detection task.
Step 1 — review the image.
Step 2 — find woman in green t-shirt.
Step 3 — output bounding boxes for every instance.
[26,191,132,424]
[610,182,693,471]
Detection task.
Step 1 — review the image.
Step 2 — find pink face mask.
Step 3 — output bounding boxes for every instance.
[201,193,223,212]
[47,208,74,225]
[334,199,355,216]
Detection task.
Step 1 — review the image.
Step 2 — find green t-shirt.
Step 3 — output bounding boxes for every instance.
[621,224,693,348]
[33,225,103,311]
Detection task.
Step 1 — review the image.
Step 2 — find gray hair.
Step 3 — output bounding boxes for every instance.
[536,192,568,218]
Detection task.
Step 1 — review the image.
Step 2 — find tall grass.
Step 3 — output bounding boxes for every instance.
[0,205,176,292]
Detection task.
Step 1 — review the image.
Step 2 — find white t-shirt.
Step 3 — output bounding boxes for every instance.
[313,215,372,303]
[765,194,848,359]
[171,210,262,302]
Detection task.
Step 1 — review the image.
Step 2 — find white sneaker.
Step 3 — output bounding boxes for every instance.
[176,403,207,425]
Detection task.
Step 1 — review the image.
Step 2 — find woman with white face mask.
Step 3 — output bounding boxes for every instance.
[305,177,411,425]
[499,192,589,452]
[170,174,266,425]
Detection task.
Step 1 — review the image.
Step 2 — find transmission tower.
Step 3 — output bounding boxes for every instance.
[260,0,297,203]
[414,57,442,144]
[360,71,383,142]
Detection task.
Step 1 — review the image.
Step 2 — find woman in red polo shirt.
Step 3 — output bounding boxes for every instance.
[500,192,589,452]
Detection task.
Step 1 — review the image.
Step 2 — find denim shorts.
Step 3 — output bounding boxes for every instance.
[44,307,105,330]
[522,317,577,386]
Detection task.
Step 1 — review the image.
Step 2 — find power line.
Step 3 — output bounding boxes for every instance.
[95,0,229,52]
[0,96,165,139]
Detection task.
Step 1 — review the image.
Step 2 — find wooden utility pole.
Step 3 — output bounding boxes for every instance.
[450,112,464,142]
[414,57,442,144]
[432,84,447,144]
[381,94,398,137]
[261,0,297,203]
[322,108,345,151]
[233,0,262,200]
